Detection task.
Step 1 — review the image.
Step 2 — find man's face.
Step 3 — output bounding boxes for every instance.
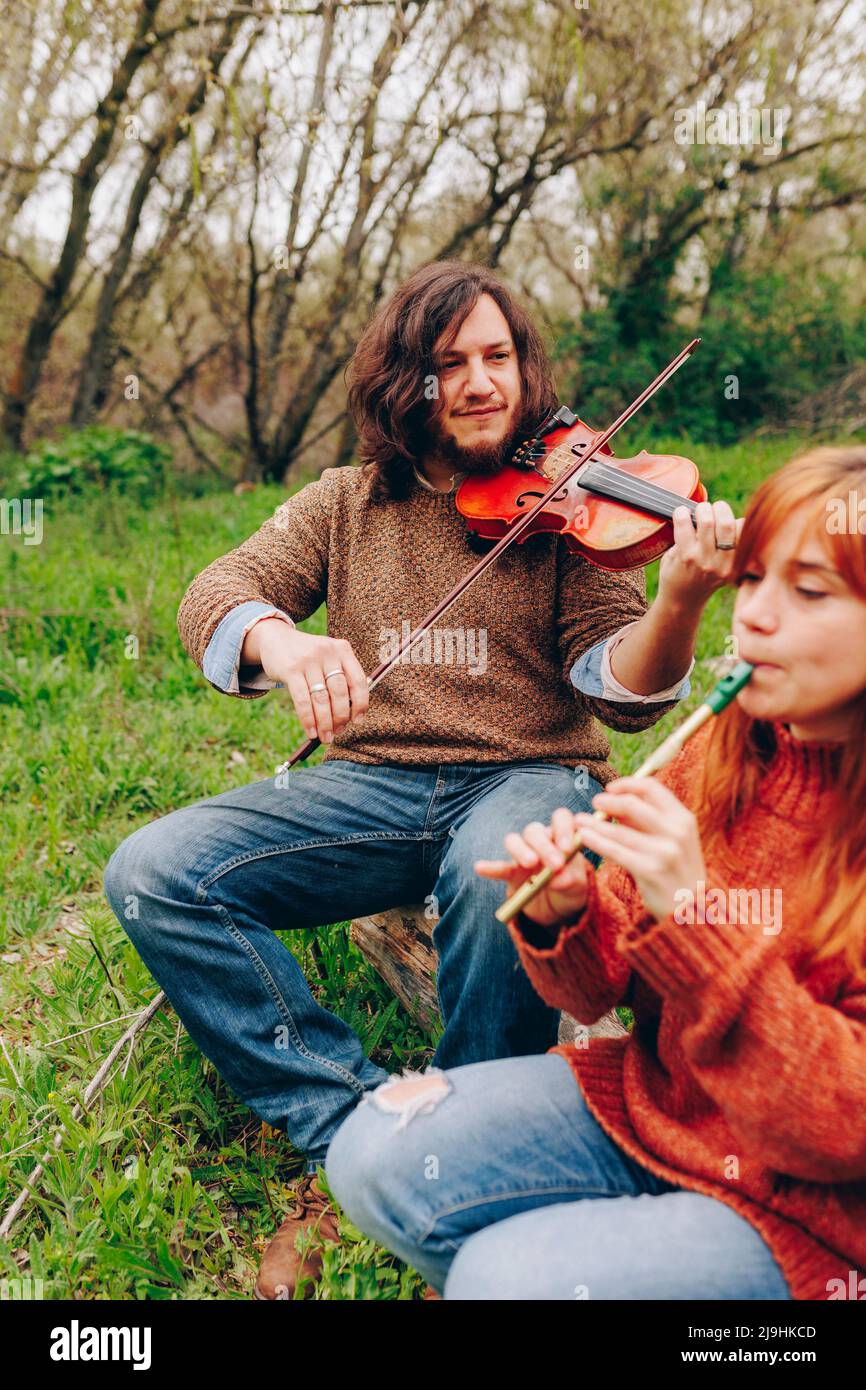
[426,293,524,473]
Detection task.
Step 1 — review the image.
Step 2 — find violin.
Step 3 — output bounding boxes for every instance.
[278,339,705,769]
[456,411,707,571]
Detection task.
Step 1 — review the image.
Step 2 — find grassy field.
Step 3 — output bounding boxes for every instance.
[0,434,812,1298]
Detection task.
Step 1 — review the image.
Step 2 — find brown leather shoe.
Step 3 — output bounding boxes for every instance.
[254,1174,340,1300]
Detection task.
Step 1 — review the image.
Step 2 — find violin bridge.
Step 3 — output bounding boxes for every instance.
[541,442,581,484]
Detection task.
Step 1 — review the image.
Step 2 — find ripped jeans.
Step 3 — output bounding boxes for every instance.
[325,1053,793,1300]
[104,757,602,1167]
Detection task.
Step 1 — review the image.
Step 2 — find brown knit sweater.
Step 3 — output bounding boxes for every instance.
[177,464,680,775]
[508,718,866,1301]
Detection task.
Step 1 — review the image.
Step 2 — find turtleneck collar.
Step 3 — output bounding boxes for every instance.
[756,719,847,823]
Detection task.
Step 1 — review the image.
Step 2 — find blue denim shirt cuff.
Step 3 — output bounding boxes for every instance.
[570,633,691,702]
[202,600,290,694]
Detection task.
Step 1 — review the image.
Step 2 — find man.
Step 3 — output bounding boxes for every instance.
[104,259,739,1298]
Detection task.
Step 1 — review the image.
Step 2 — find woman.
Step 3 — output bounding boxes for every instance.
[326,446,866,1300]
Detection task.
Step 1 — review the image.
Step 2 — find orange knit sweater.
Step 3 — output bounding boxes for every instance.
[508,718,866,1301]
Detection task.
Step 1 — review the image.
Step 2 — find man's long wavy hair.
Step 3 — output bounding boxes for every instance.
[346,260,559,501]
[697,446,866,973]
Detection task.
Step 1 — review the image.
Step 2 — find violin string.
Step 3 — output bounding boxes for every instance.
[576,475,687,518]
[547,443,694,514]
[582,484,690,520]
[576,460,698,518]
[529,459,688,518]
[528,443,697,521]
[580,458,695,508]
[583,478,692,517]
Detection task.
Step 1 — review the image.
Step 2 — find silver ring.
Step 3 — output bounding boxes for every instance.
[716,541,735,550]
[324,669,343,680]
[309,682,327,693]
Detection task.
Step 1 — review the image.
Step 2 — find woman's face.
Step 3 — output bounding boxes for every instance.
[733,504,866,741]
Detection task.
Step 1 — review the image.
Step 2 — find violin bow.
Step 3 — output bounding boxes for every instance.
[494,659,755,923]
[277,337,701,772]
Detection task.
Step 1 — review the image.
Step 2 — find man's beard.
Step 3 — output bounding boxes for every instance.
[426,409,529,476]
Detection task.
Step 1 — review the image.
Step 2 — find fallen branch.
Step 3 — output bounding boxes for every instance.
[0,990,166,1240]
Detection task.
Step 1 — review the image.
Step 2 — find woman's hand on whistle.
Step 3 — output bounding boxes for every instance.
[474,807,591,928]
[575,777,707,923]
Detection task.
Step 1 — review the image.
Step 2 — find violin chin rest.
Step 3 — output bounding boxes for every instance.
[465,532,498,556]
[465,528,551,555]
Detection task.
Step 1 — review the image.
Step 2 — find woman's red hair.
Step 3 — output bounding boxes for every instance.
[697,446,866,972]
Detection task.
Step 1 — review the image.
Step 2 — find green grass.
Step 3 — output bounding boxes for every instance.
[0,434,818,1298]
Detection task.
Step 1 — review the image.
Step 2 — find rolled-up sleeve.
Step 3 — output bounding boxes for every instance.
[556,550,685,732]
[202,601,295,696]
[177,470,334,699]
[570,620,692,703]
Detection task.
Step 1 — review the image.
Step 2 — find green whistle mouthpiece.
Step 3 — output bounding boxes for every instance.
[706,659,754,714]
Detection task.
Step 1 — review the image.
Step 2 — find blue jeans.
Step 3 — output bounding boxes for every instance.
[326,1053,793,1299]
[104,758,602,1166]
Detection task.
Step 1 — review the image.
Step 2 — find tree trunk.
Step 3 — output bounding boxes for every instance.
[70,15,243,427]
[332,411,357,470]
[269,346,346,483]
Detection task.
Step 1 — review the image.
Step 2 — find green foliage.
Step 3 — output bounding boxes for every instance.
[553,267,866,444]
[9,427,172,503]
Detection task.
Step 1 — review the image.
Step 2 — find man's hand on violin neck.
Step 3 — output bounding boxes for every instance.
[657,500,744,607]
[249,620,369,744]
